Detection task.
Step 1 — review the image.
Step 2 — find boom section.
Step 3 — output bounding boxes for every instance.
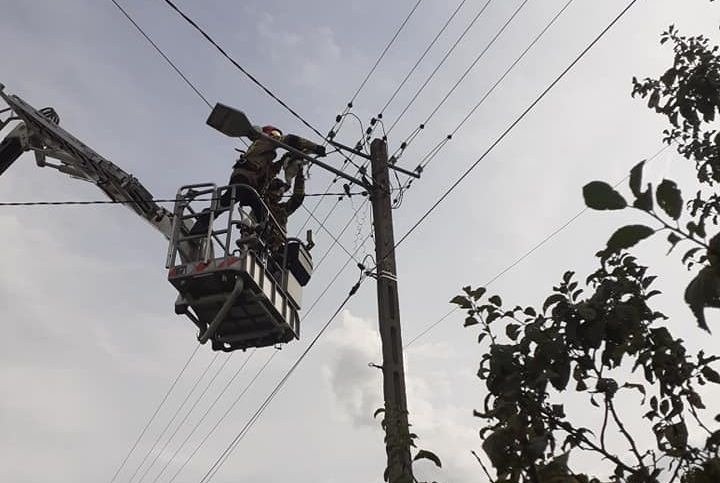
[0,85,198,259]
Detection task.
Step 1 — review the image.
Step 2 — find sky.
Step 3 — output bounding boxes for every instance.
[1,1,719,482]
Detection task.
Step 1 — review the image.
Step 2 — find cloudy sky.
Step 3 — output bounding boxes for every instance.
[1,1,719,482]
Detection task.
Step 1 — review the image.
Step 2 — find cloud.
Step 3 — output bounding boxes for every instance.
[324,311,481,481]
[324,310,383,427]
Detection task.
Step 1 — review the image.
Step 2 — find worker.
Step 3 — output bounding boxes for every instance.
[233,125,324,194]
[262,168,306,258]
[189,126,323,235]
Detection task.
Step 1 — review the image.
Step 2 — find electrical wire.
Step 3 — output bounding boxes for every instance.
[403,144,670,348]
[109,0,249,148]
[349,0,426,105]
[126,353,220,483]
[167,350,277,483]
[392,0,640,257]
[161,0,326,140]
[110,0,211,109]
[109,344,201,483]
[137,353,234,483]
[0,193,365,207]
[410,0,576,177]
[171,231,371,482]
[378,0,468,116]
[300,203,364,265]
[198,275,367,483]
[385,0,494,135]
[151,350,256,483]
[391,0,532,160]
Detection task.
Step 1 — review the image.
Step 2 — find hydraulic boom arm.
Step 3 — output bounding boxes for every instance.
[0,83,200,261]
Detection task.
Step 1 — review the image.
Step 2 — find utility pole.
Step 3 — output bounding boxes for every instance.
[370,138,413,483]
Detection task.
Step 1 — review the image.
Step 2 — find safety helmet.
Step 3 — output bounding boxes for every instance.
[262,125,283,139]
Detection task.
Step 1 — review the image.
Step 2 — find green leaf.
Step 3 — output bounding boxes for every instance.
[629,160,645,197]
[583,181,627,210]
[543,294,565,313]
[374,408,385,418]
[702,366,720,384]
[667,232,682,254]
[464,316,479,327]
[683,247,704,264]
[606,225,655,253]
[506,324,521,341]
[413,449,442,468]
[489,295,502,307]
[656,179,683,220]
[450,295,472,309]
[470,287,487,301]
[684,266,717,332]
[633,184,654,211]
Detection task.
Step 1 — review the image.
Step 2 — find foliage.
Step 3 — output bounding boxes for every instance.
[375,406,443,483]
[452,16,720,483]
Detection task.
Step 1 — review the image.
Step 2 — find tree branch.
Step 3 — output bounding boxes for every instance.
[608,399,647,471]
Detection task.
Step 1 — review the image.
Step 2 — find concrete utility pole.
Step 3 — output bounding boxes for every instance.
[370,138,413,483]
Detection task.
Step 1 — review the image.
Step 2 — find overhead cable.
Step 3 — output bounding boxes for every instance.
[161,0,327,140]
[403,144,669,348]
[385,0,494,135]
[410,0,576,175]
[392,0,640,255]
[109,344,201,483]
[151,350,256,483]
[378,0,468,116]
[349,0,426,105]
[198,275,367,483]
[127,353,221,483]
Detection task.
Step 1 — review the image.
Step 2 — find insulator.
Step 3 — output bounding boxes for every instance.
[370,117,377,126]
[377,113,383,119]
[419,124,425,129]
[400,142,407,150]
[335,115,342,123]
[446,134,452,140]
[328,129,336,139]
[347,102,353,108]
[365,127,372,135]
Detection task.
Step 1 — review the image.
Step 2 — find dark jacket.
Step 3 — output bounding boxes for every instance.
[265,174,305,252]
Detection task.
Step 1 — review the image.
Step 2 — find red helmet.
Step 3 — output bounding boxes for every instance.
[262,125,282,139]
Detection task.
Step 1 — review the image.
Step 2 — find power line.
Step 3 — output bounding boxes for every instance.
[0,193,365,207]
[110,0,212,109]
[392,0,640,255]
[167,350,277,483]
[199,275,366,483]
[172,232,370,481]
[161,0,327,141]
[403,145,670,348]
[151,350,256,483]
[109,0,250,148]
[423,0,529,126]
[127,353,220,483]
[392,0,531,156]
[385,0,494,135]
[409,0,575,175]
[349,0,426,105]
[109,344,201,483]
[137,353,234,483]
[378,0,468,116]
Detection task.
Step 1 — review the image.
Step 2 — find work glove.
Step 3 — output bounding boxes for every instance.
[313,144,326,156]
